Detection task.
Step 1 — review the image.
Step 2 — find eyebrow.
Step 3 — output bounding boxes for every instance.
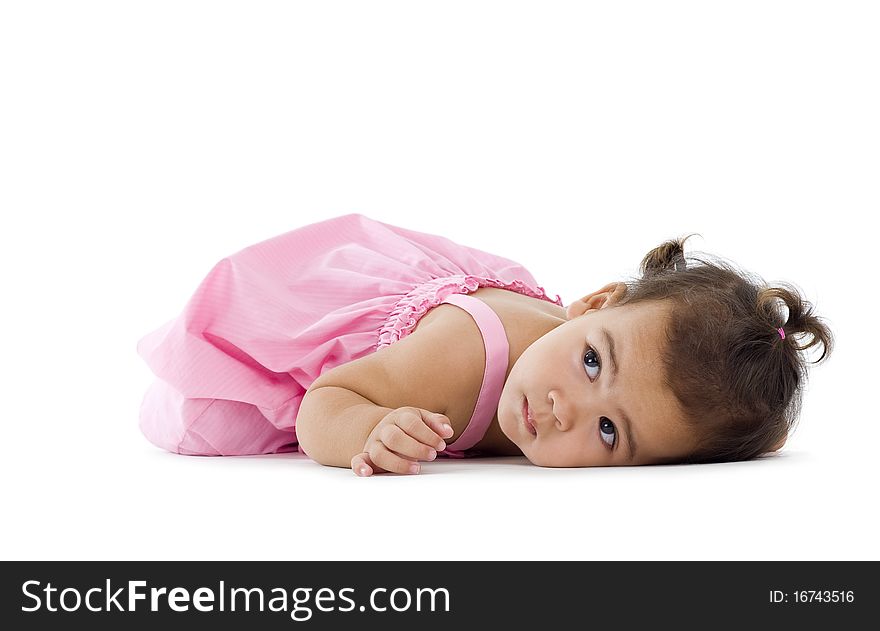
[599,327,638,461]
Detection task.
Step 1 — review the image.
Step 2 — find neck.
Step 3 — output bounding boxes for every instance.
[473,416,524,456]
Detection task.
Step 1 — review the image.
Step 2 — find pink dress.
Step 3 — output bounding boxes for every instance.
[136,213,564,459]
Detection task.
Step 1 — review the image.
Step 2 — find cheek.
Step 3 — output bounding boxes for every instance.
[544,430,599,465]
[520,350,557,384]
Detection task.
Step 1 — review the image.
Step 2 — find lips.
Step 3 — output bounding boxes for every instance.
[522,398,537,436]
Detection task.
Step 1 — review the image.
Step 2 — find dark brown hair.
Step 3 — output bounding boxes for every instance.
[616,234,834,464]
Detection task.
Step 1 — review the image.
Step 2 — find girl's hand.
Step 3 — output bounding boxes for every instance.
[351,407,455,476]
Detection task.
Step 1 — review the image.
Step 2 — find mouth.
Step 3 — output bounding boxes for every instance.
[522,397,537,436]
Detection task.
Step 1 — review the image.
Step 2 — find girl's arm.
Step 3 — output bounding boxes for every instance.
[296,309,484,468]
[295,385,394,468]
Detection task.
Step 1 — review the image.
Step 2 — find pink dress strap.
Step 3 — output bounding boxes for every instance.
[436,292,509,458]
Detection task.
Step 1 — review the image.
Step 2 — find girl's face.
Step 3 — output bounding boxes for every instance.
[498,294,696,467]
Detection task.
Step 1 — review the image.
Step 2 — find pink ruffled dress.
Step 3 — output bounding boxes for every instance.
[136,213,564,459]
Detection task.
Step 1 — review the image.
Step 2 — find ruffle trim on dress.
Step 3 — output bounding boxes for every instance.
[375,274,563,351]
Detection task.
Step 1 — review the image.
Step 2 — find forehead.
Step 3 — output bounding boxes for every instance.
[578,305,667,388]
[590,301,672,351]
[589,302,692,457]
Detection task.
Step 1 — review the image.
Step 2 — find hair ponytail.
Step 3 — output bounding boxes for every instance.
[756,282,834,363]
[638,233,700,277]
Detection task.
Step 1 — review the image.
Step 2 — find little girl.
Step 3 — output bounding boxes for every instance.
[137,213,834,476]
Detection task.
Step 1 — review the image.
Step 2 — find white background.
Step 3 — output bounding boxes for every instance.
[1,1,875,561]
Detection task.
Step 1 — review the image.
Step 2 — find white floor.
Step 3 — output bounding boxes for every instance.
[3,365,874,561]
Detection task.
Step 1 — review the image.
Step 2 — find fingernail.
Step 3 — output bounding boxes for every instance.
[442,424,452,433]
[437,440,446,451]
[357,465,368,476]
[409,463,420,473]
[428,449,436,460]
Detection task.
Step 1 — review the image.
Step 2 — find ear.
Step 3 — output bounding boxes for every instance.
[565,282,627,320]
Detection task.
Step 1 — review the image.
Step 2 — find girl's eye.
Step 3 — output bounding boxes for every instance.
[583,347,601,380]
[599,417,617,449]
[584,347,617,450]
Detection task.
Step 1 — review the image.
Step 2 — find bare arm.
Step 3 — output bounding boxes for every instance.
[295,308,483,470]
[295,385,394,468]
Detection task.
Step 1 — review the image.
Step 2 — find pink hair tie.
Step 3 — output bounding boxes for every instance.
[777,327,785,340]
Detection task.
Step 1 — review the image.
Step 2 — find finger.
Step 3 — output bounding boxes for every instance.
[351,452,375,477]
[380,423,438,462]
[425,412,455,443]
[368,441,421,475]
[399,409,454,451]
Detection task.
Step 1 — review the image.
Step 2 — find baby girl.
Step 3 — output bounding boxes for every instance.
[136,213,833,476]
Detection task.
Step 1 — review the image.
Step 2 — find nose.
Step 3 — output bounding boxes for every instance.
[547,390,585,431]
